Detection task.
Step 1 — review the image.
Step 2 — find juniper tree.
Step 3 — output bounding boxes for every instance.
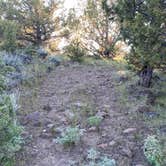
[0,0,61,45]
[0,20,18,52]
[115,0,166,87]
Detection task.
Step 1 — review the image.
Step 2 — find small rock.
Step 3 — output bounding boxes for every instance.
[96,111,108,118]
[103,104,110,110]
[30,150,38,158]
[97,143,108,149]
[48,57,61,66]
[21,130,29,136]
[144,112,160,118]
[64,109,75,120]
[109,140,116,146]
[137,106,151,113]
[43,129,47,133]
[101,132,107,137]
[73,102,87,108]
[123,128,137,134]
[47,123,55,129]
[127,142,135,151]
[121,148,133,158]
[23,111,41,126]
[118,76,128,83]
[61,117,68,124]
[40,128,54,139]
[37,47,48,59]
[43,119,53,127]
[55,127,64,134]
[88,127,97,132]
[43,104,52,112]
[40,133,52,139]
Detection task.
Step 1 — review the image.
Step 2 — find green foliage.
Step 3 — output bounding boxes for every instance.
[83,0,118,57]
[0,75,6,92]
[0,20,18,52]
[0,0,59,45]
[115,0,166,86]
[55,127,84,146]
[0,59,12,92]
[86,148,116,166]
[0,95,23,166]
[97,156,116,166]
[87,116,102,127]
[0,58,23,166]
[87,148,99,161]
[65,41,86,62]
[143,135,164,166]
[23,45,38,56]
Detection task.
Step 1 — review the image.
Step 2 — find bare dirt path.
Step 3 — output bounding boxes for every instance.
[17,62,149,166]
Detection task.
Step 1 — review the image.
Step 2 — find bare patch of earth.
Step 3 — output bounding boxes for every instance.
[16,62,151,166]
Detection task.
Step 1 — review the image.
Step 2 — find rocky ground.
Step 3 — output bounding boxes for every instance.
[16,62,156,166]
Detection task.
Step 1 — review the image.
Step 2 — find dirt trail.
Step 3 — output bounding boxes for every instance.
[17,63,149,166]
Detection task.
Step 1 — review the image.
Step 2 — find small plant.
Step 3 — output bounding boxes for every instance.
[143,135,163,166]
[97,156,116,166]
[87,116,102,127]
[1,52,24,72]
[0,58,23,166]
[87,148,99,161]
[86,148,116,166]
[64,40,86,62]
[0,94,23,165]
[87,148,100,166]
[55,127,84,146]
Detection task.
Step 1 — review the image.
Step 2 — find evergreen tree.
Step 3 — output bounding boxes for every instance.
[0,0,61,45]
[0,20,18,52]
[115,0,166,87]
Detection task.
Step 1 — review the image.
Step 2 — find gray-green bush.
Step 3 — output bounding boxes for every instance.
[86,148,116,166]
[64,41,86,62]
[0,59,23,166]
[143,135,164,166]
[87,116,102,127]
[55,126,84,146]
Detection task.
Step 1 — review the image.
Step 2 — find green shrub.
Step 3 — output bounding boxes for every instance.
[0,75,6,92]
[55,127,84,146]
[115,0,166,87]
[87,148,99,161]
[86,148,116,166]
[97,156,116,166]
[64,41,86,62]
[0,95,23,166]
[24,45,38,56]
[143,135,164,166]
[0,20,18,52]
[87,116,102,127]
[0,59,23,166]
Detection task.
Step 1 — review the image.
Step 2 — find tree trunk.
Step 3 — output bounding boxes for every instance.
[139,66,153,87]
[36,24,42,45]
